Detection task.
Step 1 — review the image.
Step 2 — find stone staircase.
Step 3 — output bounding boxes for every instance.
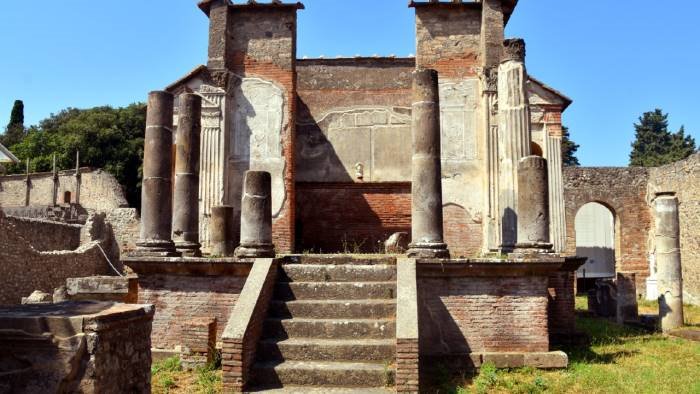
[249,257,397,392]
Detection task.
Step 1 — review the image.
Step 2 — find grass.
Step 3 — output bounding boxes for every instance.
[434,296,700,394]
[151,357,222,394]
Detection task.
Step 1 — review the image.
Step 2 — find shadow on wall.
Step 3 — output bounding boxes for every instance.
[295,99,409,253]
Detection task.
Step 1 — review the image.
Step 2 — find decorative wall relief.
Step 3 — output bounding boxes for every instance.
[439,79,478,161]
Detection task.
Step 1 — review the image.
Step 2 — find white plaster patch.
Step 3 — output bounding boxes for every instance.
[439,79,478,161]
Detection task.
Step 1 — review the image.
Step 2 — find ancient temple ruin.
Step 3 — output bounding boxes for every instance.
[116,1,585,392]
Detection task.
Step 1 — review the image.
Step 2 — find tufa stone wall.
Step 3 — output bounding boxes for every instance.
[0,302,153,393]
[0,215,111,305]
[0,168,128,212]
[137,273,246,350]
[648,153,700,304]
[3,216,81,251]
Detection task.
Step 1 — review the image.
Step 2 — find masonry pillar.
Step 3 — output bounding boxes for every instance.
[135,91,178,256]
[616,272,638,324]
[173,93,202,257]
[498,38,532,251]
[210,205,234,257]
[235,171,275,259]
[515,156,552,253]
[654,194,684,332]
[407,68,449,259]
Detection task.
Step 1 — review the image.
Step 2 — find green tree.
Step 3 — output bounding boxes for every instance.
[629,109,696,167]
[561,125,580,166]
[6,104,146,207]
[1,100,26,147]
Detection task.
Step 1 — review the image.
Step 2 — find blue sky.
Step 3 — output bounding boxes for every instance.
[0,0,697,166]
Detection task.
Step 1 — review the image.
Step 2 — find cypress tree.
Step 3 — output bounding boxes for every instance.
[561,125,580,166]
[1,100,26,147]
[629,109,696,167]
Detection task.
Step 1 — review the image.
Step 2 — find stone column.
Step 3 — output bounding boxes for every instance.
[655,194,684,332]
[616,272,638,324]
[235,171,275,259]
[407,68,449,259]
[135,91,178,256]
[210,205,234,257]
[498,38,531,251]
[514,156,552,253]
[52,154,58,206]
[173,93,202,257]
[482,68,501,252]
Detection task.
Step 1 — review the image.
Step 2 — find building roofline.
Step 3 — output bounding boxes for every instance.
[198,0,305,17]
[165,65,209,93]
[529,75,573,111]
[0,142,19,164]
[409,0,518,24]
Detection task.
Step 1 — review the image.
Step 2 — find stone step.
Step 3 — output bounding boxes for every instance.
[274,282,396,301]
[269,299,396,319]
[280,264,396,282]
[282,255,397,266]
[250,360,395,388]
[258,338,395,362]
[263,318,396,340]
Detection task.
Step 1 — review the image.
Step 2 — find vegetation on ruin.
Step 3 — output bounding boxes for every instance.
[1,103,147,207]
[151,356,222,394]
[630,109,697,167]
[431,297,700,394]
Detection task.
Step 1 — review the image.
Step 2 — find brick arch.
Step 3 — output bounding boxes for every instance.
[563,167,652,291]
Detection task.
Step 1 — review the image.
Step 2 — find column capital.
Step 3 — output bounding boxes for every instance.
[503,38,526,63]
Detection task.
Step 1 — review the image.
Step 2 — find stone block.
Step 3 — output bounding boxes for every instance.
[523,351,568,369]
[481,353,526,368]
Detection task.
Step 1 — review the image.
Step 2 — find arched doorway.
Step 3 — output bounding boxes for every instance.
[575,202,616,290]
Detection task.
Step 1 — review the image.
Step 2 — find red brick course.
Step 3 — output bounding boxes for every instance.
[396,338,420,393]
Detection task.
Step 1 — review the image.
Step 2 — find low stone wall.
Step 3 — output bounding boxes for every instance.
[648,153,700,305]
[0,301,153,393]
[3,216,81,251]
[0,215,110,305]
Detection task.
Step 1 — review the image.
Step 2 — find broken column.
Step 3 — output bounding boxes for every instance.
[173,93,202,257]
[514,156,552,253]
[210,205,235,257]
[655,193,684,332]
[135,91,178,256]
[498,38,532,251]
[407,68,449,259]
[234,171,275,259]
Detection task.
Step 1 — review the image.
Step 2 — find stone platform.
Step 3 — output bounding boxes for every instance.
[0,301,154,394]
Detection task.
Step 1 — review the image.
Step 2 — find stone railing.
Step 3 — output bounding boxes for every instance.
[396,258,420,393]
[221,258,278,393]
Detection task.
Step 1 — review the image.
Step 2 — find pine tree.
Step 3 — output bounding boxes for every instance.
[561,125,580,166]
[629,109,696,167]
[1,100,26,147]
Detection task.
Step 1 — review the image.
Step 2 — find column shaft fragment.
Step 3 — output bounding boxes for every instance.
[655,194,684,332]
[235,171,275,259]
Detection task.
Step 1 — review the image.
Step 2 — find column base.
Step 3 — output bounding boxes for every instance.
[407,243,450,259]
[512,242,553,255]
[234,243,275,259]
[133,240,180,257]
[175,241,202,257]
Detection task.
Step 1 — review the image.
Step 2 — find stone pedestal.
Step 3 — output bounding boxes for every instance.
[498,39,532,251]
[235,171,275,259]
[515,156,552,253]
[616,272,638,324]
[407,68,449,259]
[654,194,684,332]
[210,205,235,257]
[173,93,202,257]
[135,91,178,256]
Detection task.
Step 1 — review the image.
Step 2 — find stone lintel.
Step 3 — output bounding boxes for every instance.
[122,256,255,276]
[409,0,518,24]
[198,0,305,17]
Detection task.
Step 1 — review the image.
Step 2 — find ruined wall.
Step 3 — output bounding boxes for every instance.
[0,302,153,393]
[3,216,81,251]
[0,215,110,305]
[418,275,549,355]
[563,167,651,292]
[0,168,128,211]
[137,274,246,349]
[648,153,700,304]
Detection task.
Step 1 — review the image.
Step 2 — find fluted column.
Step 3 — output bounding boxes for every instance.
[514,156,552,253]
[173,93,202,257]
[135,91,178,256]
[235,171,275,259]
[482,68,501,252]
[655,194,684,332]
[407,68,449,259]
[498,38,532,251]
[545,135,567,253]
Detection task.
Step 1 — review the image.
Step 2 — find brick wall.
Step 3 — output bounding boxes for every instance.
[137,274,246,350]
[548,271,576,340]
[181,317,217,369]
[563,167,651,292]
[3,216,81,251]
[648,153,700,305]
[418,276,550,355]
[0,215,110,305]
[296,183,411,253]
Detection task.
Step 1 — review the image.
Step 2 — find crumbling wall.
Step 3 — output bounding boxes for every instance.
[0,215,110,305]
[3,216,81,251]
[648,153,700,305]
